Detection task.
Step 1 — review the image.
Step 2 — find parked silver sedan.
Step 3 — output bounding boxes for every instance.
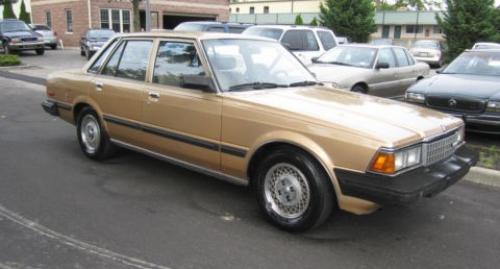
[309,44,430,98]
[31,24,58,50]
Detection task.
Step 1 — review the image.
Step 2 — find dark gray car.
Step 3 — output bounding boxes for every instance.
[406,49,500,134]
[80,29,115,60]
[0,19,45,55]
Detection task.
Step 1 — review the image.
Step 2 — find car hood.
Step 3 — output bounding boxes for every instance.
[224,87,462,147]
[410,74,500,99]
[3,31,38,38]
[308,64,371,85]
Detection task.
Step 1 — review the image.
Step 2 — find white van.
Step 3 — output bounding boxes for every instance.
[242,25,338,65]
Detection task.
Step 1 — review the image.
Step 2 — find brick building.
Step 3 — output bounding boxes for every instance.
[30,0,229,47]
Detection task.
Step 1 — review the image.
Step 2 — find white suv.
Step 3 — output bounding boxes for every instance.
[242,25,338,65]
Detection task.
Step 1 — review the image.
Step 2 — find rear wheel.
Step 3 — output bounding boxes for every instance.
[35,48,45,55]
[351,84,367,93]
[254,146,336,232]
[86,49,93,60]
[76,107,116,160]
[50,44,57,50]
[80,47,85,56]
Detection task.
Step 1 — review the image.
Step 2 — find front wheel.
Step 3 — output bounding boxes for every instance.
[254,146,336,232]
[76,107,116,160]
[35,48,45,55]
[351,84,367,93]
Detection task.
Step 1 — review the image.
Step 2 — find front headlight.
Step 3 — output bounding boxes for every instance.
[486,101,500,113]
[369,145,422,175]
[405,92,426,103]
[9,38,21,44]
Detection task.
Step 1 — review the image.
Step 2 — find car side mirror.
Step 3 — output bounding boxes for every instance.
[375,62,390,69]
[181,74,215,92]
[436,65,447,74]
[311,57,319,63]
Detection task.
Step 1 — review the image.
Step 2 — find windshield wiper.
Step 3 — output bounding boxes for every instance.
[289,80,320,87]
[229,82,288,91]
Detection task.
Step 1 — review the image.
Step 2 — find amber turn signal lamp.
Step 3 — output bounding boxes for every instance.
[370,152,396,174]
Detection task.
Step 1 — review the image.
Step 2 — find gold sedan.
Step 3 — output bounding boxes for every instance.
[42,32,477,232]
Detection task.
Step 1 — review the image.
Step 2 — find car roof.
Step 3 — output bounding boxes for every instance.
[178,21,252,26]
[340,43,406,50]
[113,31,276,42]
[246,25,332,31]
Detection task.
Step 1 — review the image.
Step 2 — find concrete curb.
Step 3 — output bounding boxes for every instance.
[464,166,500,188]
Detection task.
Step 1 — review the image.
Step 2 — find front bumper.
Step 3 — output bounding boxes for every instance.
[9,42,45,50]
[449,113,500,134]
[335,146,478,205]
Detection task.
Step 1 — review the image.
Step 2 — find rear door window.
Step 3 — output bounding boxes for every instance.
[393,48,410,67]
[102,40,153,81]
[317,30,337,50]
[281,30,319,51]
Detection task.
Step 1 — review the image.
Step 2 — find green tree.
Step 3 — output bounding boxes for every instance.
[2,0,17,19]
[437,0,498,61]
[320,0,376,43]
[19,0,31,24]
[295,14,304,25]
[493,8,500,41]
[310,17,319,26]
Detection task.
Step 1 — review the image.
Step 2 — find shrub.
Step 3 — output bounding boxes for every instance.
[0,55,21,66]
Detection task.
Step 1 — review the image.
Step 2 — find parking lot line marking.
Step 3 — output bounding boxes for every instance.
[0,204,171,269]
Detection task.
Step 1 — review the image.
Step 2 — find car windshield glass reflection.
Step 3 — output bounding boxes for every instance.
[443,51,500,76]
[203,39,316,92]
[243,28,283,40]
[88,30,115,40]
[316,46,377,68]
[1,21,31,32]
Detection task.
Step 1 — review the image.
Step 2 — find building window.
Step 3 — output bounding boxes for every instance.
[249,7,254,14]
[65,9,73,33]
[45,11,52,28]
[433,26,442,34]
[382,25,390,38]
[236,8,240,13]
[100,9,131,33]
[264,6,269,14]
[122,10,130,32]
[100,9,110,29]
[406,25,423,34]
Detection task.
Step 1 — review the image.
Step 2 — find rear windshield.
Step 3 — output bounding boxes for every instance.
[317,30,337,50]
[413,40,440,49]
[88,30,115,38]
[243,27,283,40]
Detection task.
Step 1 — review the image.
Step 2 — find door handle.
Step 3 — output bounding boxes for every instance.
[95,82,103,91]
[148,91,160,99]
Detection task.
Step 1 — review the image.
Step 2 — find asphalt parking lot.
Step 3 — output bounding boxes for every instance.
[0,50,499,269]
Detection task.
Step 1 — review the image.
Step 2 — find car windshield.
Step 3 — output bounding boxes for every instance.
[243,27,283,40]
[316,46,377,68]
[0,21,31,32]
[442,51,500,76]
[174,23,205,32]
[88,30,115,39]
[413,40,439,49]
[203,39,316,92]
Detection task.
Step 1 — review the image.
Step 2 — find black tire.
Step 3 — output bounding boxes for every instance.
[80,48,85,56]
[76,107,116,160]
[351,84,367,93]
[254,146,336,232]
[50,44,57,50]
[35,48,45,55]
[86,49,93,60]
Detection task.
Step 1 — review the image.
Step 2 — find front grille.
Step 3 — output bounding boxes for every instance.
[21,37,37,42]
[426,96,486,113]
[422,131,460,166]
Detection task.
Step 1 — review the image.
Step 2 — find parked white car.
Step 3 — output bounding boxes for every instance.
[410,39,444,67]
[31,24,58,49]
[242,25,338,65]
[309,44,430,98]
[472,42,500,50]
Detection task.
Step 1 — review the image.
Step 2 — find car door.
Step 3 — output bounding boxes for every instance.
[370,48,400,97]
[141,39,222,170]
[392,47,416,96]
[89,38,154,146]
[280,29,321,64]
